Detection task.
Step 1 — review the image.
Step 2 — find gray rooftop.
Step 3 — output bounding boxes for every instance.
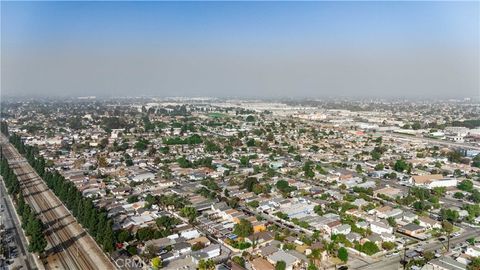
[428,256,467,270]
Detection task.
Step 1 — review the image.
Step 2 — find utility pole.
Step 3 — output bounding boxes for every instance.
[446,221,453,253]
[447,232,450,252]
[400,247,408,270]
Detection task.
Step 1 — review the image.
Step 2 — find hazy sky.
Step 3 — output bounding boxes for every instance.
[1,1,479,98]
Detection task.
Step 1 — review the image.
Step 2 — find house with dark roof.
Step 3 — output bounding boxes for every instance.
[246,231,274,246]
[398,223,426,237]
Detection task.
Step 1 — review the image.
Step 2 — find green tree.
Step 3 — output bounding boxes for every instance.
[127,245,137,255]
[191,242,205,251]
[432,187,446,196]
[447,150,465,163]
[360,241,380,255]
[371,150,381,160]
[198,259,215,270]
[127,195,139,203]
[247,200,259,209]
[309,248,322,267]
[440,209,459,223]
[468,257,480,270]
[232,256,246,267]
[470,190,480,203]
[246,138,256,147]
[116,230,132,243]
[125,158,134,166]
[412,122,422,130]
[151,257,162,270]
[27,217,47,253]
[240,156,250,167]
[233,219,253,237]
[102,220,115,252]
[387,217,397,227]
[134,138,149,151]
[29,233,47,253]
[374,163,384,170]
[275,260,286,270]
[303,160,315,178]
[472,154,480,168]
[244,177,259,192]
[424,251,435,262]
[381,242,395,251]
[442,220,454,234]
[156,216,179,230]
[458,180,474,192]
[180,206,198,224]
[394,159,410,173]
[0,121,9,136]
[338,247,348,262]
[224,145,233,155]
[136,227,155,241]
[276,180,296,194]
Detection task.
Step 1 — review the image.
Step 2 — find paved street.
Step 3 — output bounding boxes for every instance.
[0,176,38,270]
[356,226,480,270]
[378,132,480,151]
[1,137,117,270]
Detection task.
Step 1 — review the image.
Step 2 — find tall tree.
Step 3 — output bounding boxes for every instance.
[233,219,253,238]
[338,247,348,263]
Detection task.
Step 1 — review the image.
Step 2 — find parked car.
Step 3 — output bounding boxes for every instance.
[386,252,399,257]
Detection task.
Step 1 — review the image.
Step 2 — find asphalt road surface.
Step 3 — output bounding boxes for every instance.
[0,176,37,270]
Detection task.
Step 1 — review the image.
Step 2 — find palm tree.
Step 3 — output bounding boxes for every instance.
[252,236,259,249]
[198,259,215,270]
[309,248,322,267]
[442,220,454,251]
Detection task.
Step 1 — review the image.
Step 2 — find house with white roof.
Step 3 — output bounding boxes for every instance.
[332,224,351,235]
[409,174,457,189]
[370,220,393,235]
[466,246,480,257]
[267,250,300,270]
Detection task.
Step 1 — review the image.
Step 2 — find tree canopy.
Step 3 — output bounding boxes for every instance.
[233,219,254,238]
[338,247,348,262]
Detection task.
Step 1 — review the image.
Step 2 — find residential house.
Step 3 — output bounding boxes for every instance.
[370,221,393,235]
[251,258,275,270]
[418,216,442,230]
[374,187,406,199]
[398,223,426,237]
[190,244,221,264]
[332,224,351,235]
[427,256,467,270]
[402,212,418,224]
[409,174,457,189]
[267,250,300,270]
[246,231,274,247]
[466,246,480,257]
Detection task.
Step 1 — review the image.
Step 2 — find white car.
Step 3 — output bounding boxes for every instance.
[386,252,399,258]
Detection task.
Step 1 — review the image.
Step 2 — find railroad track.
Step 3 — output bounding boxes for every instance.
[1,141,116,270]
[16,164,92,269]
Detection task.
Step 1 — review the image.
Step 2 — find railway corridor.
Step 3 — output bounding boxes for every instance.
[1,140,116,270]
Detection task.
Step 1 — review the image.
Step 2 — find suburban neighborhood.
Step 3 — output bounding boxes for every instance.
[1,98,479,270]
